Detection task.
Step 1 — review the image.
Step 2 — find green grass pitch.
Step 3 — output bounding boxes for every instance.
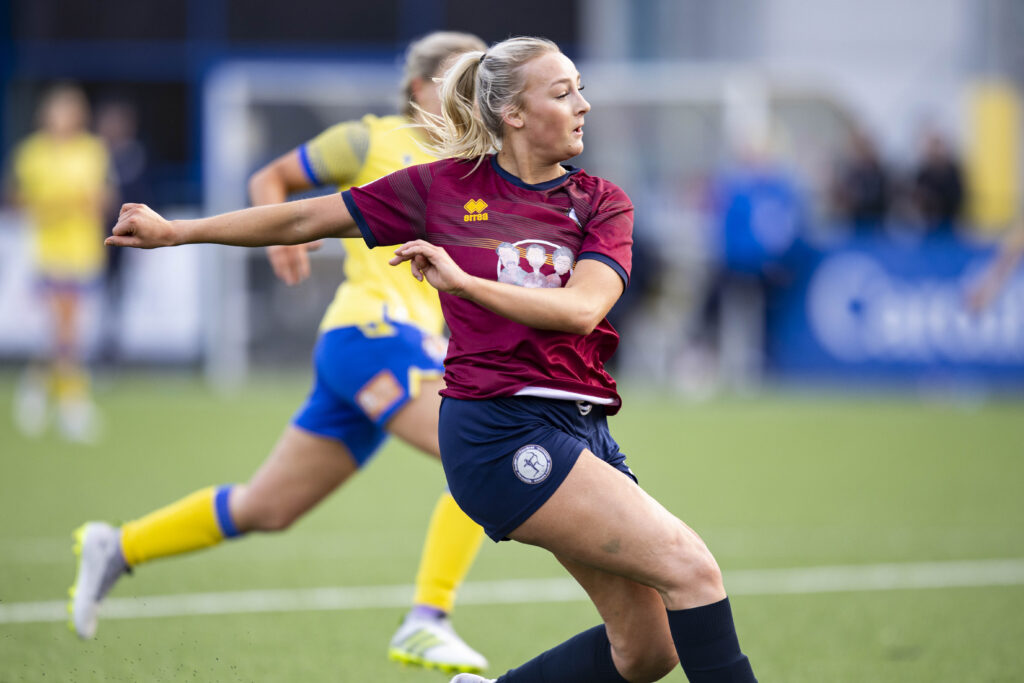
[1,372,1022,681]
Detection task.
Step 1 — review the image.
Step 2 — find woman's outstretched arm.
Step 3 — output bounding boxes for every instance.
[105,193,359,250]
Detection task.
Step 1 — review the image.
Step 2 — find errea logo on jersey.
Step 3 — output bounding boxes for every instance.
[464,199,489,222]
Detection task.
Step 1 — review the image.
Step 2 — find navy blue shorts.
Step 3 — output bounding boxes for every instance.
[439,396,636,541]
[292,322,445,466]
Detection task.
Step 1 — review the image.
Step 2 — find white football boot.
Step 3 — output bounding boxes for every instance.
[449,675,496,683]
[69,522,128,639]
[57,397,102,444]
[388,611,488,673]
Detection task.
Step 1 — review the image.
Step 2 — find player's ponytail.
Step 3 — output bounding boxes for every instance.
[419,50,494,161]
[423,36,561,165]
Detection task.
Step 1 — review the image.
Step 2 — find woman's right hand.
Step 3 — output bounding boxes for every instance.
[105,203,179,249]
[390,240,472,295]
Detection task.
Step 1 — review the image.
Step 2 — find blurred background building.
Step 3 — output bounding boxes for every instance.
[2,0,1023,394]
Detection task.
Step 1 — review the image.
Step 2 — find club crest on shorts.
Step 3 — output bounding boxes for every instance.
[512,444,552,484]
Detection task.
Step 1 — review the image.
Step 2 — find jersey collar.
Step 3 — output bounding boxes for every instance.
[490,155,580,191]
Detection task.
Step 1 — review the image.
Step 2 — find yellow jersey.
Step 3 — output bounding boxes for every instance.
[13,132,110,280]
[300,114,443,336]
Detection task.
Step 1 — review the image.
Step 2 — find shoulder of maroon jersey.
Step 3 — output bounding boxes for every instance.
[563,170,633,227]
[569,170,630,203]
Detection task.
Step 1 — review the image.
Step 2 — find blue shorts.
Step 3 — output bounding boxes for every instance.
[292,322,446,466]
[36,275,101,294]
[439,396,637,542]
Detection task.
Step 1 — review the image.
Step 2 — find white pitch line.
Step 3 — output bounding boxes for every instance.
[724,558,1024,595]
[3,558,1023,626]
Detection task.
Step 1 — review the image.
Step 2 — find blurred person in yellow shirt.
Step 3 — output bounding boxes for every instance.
[6,84,113,442]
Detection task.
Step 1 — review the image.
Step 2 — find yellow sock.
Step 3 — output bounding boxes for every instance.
[120,486,238,567]
[412,491,485,613]
[51,362,89,402]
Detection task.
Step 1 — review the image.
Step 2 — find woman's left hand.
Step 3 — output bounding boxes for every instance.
[390,240,471,295]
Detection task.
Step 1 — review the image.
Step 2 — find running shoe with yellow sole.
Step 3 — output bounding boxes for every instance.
[388,611,487,673]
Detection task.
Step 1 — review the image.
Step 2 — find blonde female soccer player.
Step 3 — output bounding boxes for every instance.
[105,36,759,683]
[7,84,112,442]
[71,32,489,675]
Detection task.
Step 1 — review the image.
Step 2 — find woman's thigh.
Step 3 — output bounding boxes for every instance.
[230,425,358,531]
[509,450,726,610]
[386,377,444,457]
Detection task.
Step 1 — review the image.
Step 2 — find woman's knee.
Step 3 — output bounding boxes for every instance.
[229,484,300,533]
[657,526,725,607]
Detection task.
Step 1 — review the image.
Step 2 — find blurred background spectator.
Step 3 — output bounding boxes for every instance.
[829,127,890,233]
[95,97,151,365]
[911,129,966,236]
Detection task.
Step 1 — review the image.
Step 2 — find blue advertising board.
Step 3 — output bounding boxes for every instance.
[763,235,1024,386]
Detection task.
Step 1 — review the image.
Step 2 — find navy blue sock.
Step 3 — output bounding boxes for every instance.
[667,597,757,682]
[496,624,627,683]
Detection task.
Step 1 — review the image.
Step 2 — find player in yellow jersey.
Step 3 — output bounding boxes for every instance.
[70,32,490,674]
[6,84,112,442]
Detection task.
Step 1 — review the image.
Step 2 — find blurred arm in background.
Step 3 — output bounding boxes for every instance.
[248,149,324,285]
[967,219,1024,312]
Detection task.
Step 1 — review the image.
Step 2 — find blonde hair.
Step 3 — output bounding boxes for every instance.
[400,31,487,119]
[422,36,561,162]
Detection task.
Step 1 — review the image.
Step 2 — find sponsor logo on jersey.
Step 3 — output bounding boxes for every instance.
[512,444,553,484]
[496,239,575,288]
[464,198,489,222]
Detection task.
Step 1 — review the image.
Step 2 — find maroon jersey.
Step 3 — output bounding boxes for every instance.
[343,155,633,412]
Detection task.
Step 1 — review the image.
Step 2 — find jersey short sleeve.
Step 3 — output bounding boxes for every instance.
[299,119,370,186]
[342,161,436,248]
[577,183,634,287]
